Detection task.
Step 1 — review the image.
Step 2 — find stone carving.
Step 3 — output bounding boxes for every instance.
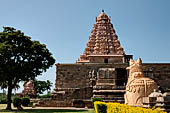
[143,90,170,112]
[77,10,125,63]
[89,69,97,87]
[124,58,158,106]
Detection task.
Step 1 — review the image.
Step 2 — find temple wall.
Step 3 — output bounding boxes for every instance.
[55,63,128,90]
[56,64,91,88]
[38,63,170,107]
[108,56,124,63]
[88,56,124,63]
[142,63,170,90]
[55,63,170,91]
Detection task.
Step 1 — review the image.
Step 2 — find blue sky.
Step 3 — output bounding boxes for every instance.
[0,0,170,93]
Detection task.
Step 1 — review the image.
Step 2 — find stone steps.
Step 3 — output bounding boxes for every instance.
[94,97,124,101]
[37,100,72,107]
[93,94,124,99]
[97,79,115,84]
[93,90,125,93]
[104,100,125,103]
[93,94,124,98]
[93,88,125,103]
[94,85,125,90]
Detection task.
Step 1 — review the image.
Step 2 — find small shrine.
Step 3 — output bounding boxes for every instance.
[21,80,37,98]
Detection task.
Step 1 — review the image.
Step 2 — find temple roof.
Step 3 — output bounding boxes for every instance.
[77,10,125,63]
[25,80,34,87]
[97,10,109,21]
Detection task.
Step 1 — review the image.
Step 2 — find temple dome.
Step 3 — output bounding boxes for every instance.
[97,10,109,21]
[25,80,34,87]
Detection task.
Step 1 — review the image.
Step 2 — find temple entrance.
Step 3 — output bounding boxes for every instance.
[104,58,108,63]
[115,68,127,86]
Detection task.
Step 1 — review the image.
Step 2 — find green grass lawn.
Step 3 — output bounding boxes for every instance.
[0,104,95,113]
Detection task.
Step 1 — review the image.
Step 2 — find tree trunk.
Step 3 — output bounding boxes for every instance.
[6,80,12,110]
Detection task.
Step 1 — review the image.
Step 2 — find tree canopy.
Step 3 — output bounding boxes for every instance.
[0,27,55,110]
[24,79,53,94]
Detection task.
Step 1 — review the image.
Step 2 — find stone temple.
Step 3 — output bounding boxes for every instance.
[38,10,170,108]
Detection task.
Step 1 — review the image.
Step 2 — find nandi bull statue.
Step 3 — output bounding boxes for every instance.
[124,58,158,106]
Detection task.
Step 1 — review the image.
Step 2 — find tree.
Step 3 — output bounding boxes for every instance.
[0,82,7,94]
[29,79,53,94]
[0,27,55,110]
[46,80,52,94]
[0,82,20,94]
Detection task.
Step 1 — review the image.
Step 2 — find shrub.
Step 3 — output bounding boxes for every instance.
[94,101,166,113]
[96,103,107,113]
[92,98,103,107]
[28,101,34,107]
[21,97,30,107]
[13,97,22,108]
[0,93,7,104]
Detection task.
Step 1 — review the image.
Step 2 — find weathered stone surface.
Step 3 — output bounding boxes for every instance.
[55,63,170,93]
[142,64,170,90]
[92,68,126,103]
[76,10,130,63]
[125,58,158,106]
[37,62,170,107]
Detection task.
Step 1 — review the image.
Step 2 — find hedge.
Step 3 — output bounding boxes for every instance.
[94,101,166,113]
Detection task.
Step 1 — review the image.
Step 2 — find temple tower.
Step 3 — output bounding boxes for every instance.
[77,10,132,63]
[77,10,132,103]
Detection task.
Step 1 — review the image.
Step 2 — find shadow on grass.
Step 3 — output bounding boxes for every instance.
[0,109,91,113]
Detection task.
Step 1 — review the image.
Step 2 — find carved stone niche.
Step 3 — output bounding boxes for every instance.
[88,69,97,87]
[95,68,117,86]
[98,68,116,79]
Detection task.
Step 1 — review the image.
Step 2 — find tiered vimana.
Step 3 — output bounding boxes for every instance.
[77,10,126,63]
